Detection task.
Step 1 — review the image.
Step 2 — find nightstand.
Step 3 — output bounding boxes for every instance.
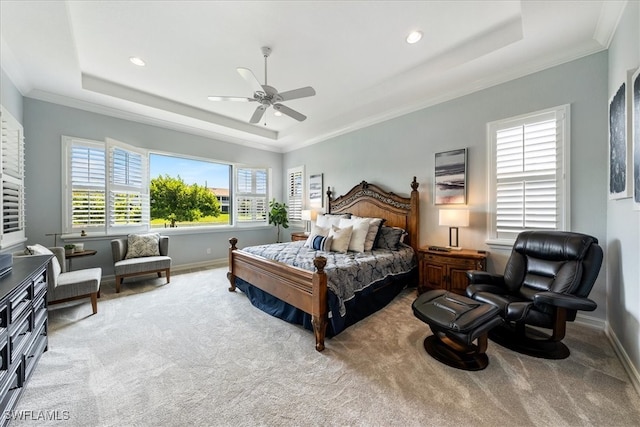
[291,232,308,242]
[417,247,487,295]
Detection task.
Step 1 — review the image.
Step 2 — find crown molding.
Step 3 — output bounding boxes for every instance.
[25,89,284,153]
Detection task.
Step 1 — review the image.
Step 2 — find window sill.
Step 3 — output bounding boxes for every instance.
[485,238,515,251]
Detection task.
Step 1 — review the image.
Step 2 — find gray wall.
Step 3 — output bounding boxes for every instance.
[1,67,23,122]
[606,1,640,385]
[21,99,283,275]
[284,51,609,321]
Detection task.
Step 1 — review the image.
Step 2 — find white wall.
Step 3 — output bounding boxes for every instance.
[21,99,284,275]
[606,0,640,388]
[285,51,609,320]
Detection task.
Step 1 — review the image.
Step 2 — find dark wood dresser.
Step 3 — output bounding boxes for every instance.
[0,255,50,424]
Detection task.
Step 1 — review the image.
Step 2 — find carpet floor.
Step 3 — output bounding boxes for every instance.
[9,267,640,426]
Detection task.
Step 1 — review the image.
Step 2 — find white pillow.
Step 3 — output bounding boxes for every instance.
[352,216,385,251]
[315,213,349,229]
[338,217,370,253]
[125,233,161,259]
[329,225,353,253]
[27,244,61,278]
[304,225,329,247]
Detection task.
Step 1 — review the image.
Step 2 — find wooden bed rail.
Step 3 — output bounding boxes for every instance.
[227,237,329,351]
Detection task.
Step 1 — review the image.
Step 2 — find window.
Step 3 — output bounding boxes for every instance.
[287,166,304,222]
[0,106,25,248]
[149,153,231,227]
[487,105,570,245]
[64,137,269,234]
[235,167,268,224]
[63,137,148,234]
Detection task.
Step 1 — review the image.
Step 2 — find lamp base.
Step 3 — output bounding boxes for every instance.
[445,246,463,251]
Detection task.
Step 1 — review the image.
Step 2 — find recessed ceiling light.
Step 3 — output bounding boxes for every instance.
[406,31,423,44]
[129,56,146,67]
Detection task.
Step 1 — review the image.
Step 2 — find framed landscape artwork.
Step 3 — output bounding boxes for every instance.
[309,173,323,208]
[609,81,630,200]
[434,148,467,205]
[633,67,640,210]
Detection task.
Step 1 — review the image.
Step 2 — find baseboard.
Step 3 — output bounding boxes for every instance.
[604,323,640,396]
[575,312,606,330]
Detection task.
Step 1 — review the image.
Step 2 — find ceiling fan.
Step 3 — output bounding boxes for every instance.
[208,46,316,124]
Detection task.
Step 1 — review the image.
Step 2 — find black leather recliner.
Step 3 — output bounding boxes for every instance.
[466,231,603,359]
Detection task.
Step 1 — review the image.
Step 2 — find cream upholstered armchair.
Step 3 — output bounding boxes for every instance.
[111,234,171,293]
[15,244,102,314]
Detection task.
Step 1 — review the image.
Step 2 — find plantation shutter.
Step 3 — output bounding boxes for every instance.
[0,106,26,248]
[107,140,149,231]
[68,141,107,231]
[287,167,303,221]
[235,167,268,223]
[489,106,568,243]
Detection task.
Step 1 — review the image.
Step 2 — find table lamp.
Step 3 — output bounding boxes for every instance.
[301,209,318,235]
[439,209,469,250]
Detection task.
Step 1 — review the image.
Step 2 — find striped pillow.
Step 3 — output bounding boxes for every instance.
[311,234,333,251]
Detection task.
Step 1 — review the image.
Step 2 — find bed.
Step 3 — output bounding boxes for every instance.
[226,177,420,351]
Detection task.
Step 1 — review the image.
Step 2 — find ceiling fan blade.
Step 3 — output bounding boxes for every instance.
[207,96,254,102]
[237,67,265,96]
[277,86,316,102]
[250,104,268,124]
[273,104,307,122]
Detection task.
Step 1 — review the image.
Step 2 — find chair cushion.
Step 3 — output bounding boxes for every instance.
[115,256,171,275]
[52,267,101,301]
[125,233,161,259]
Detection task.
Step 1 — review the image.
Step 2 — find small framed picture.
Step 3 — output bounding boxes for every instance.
[309,173,323,208]
[435,148,467,205]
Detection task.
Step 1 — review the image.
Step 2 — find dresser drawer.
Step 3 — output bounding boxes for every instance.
[24,323,47,380]
[9,287,32,324]
[9,313,32,364]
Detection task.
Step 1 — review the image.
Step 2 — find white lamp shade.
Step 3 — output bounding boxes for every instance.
[301,210,318,221]
[439,209,469,227]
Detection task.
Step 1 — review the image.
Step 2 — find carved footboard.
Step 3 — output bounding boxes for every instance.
[227,238,329,351]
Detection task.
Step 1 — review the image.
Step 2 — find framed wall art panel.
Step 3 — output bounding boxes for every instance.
[632,67,640,210]
[434,148,467,205]
[609,80,631,200]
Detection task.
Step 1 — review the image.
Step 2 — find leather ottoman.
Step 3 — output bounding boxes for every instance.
[412,289,503,370]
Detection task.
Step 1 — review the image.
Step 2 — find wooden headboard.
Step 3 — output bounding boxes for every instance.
[326,177,420,251]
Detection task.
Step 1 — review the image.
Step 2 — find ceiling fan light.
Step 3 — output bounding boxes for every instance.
[129,56,146,67]
[406,31,423,44]
[274,110,282,117]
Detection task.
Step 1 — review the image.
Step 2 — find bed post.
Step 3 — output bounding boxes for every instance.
[325,187,333,213]
[227,237,238,292]
[409,177,419,251]
[311,256,328,352]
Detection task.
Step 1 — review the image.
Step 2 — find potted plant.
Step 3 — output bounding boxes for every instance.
[268,199,289,243]
[64,244,75,256]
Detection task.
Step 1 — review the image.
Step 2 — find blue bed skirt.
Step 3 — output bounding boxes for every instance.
[234,268,416,337]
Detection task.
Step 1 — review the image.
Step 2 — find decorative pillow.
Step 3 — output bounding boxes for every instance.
[304,225,330,247]
[338,217,370,253]
[125,233,161,259]
[26,244,61,278]
[310,234,333,252]
[352,216,385,251]
[329,225,353,253]
[374,226,406,251]
[315,213,350,229]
